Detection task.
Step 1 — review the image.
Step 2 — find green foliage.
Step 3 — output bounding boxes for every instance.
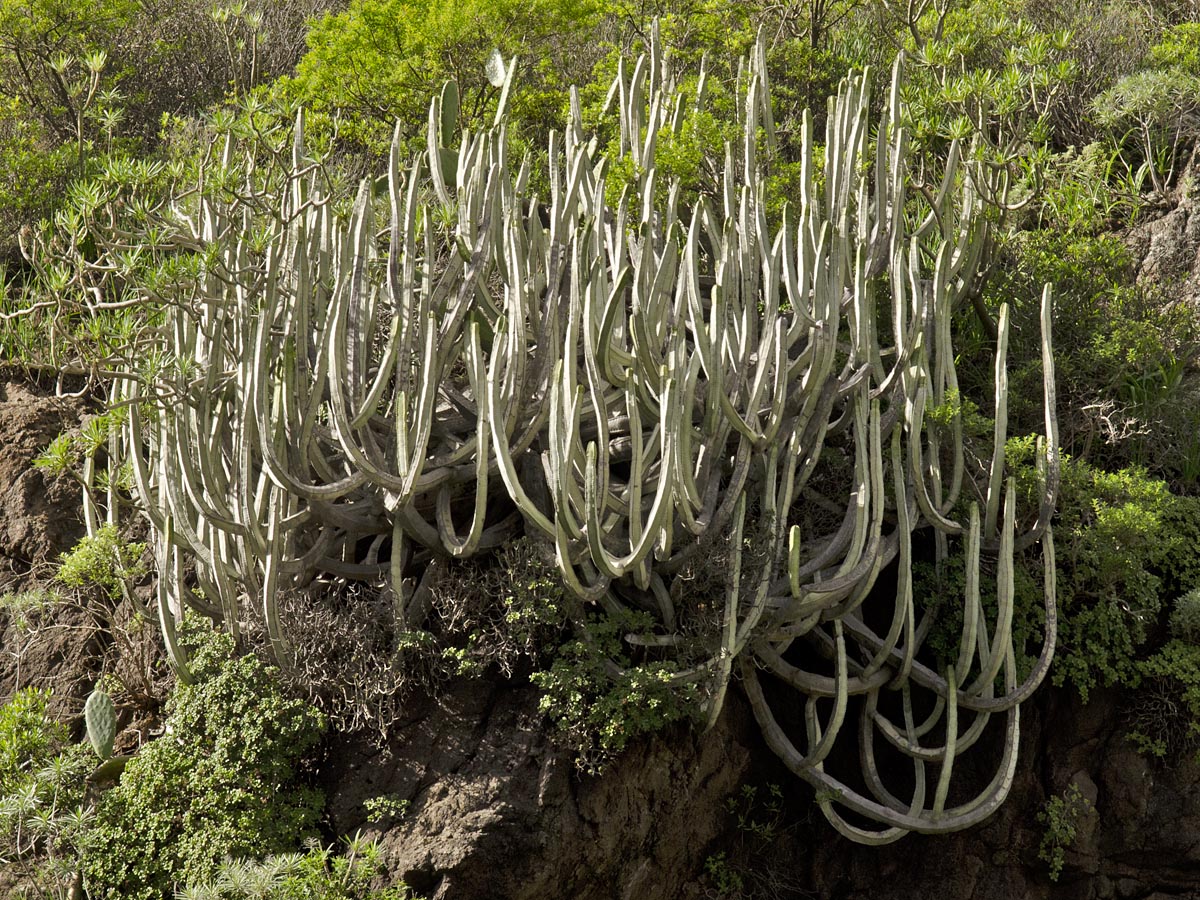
[1037,142,1144,235]
[530,609,701,773]
[82,624,326,900]
[1092,21,1200,192]
[1012,0,1157,147]
[725,782,785,844]
[0,688,66,796]
[0,690,95,900]
[699,780,801,899]
[0,109,77,243]
[35,408,131,480]
[1037,783,1092,881]
[287,0,600,156]
[984,225,1200,482]
[494,542,573,655]
[178,835,419,900]
[0,0,134,138]
[1129,583,1200,759]
[425,536,573,679]
[891,0,1071,176]
[1091,69,1200,192]
[0,588,64,631]
[1149,23,1200,74]
[362,794,410,826]
[914,520,1046,682]
[703,852,745,898]
[54,524,146,601]
[924,388,993,438]
[1129,640,1200,759]
[1006,439,1200,700]
[0,0,138,244]
[1170,588,1200,643]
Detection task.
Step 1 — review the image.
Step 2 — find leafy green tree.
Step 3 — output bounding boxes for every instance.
[286,0,602,156]
[0,0,134,243]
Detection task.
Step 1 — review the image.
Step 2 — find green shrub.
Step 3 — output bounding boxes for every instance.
[1169,588,1200,643]
[1092,22,1200,193]
[1126,642,1200,759]
[531,609,701,773]
[82,624,326,900]
[1027,451,1196,699]
[0,690,95,899]
[286,0,600,157]
[913,525,1047,684]
[977,223,1200,483]
[0,688,65,796]
[1038,143,1144,235]
[1149,23,1200,73]
[55,524,147,602]
[1037,783,1092,881]
[0,589,64,631]
[934,440,1200,703]
[429,536,573,676]
[362,794,410,826]
[704,852,745,898]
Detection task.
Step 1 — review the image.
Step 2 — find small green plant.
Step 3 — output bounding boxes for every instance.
[427,537,573,678]
[924,388,992,437]
[177,833,420,899]
[55,524,146,602]
[1170,588,1200,643]
[1125,672,1189,760]
[0,589,63,631]
[0,688,65,795]
[0,689,96,900]
[704,852,745,898]
[701,781,802,899]
[530,610,701,773]
[362,794,410,825]
[1126,728,1170,760]
[1128,639,1200,760]
[725,783,786,845]
[1037,784,1093,881]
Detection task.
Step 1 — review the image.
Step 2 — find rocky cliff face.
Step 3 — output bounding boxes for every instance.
[1127,174,1200,296]
[312,670,1200,900]
[0,378,95,715]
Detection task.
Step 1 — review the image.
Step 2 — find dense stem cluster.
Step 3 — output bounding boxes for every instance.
[106,31,1057,841]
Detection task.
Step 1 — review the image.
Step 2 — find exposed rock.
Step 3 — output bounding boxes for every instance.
[0,376,97,714]
[321,677,757,900]
[312,674,1200,900]
[0,378,91,581]
[1126,166,1200,302]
